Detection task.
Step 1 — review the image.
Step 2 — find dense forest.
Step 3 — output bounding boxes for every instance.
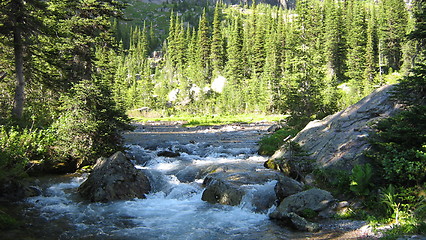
[114,0,415,128]
[0,0,425,235]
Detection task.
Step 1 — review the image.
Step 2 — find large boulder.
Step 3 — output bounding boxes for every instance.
[78,151,151,202]
[268,85,401,171]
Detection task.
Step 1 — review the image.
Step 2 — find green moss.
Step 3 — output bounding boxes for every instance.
[258,127,299,156]
[300,208,318,220]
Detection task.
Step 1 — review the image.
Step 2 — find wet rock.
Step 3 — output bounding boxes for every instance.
[271,211,320,232]
[157,150,181,158]
[273,188,335,215]
[0,180,41,201]
[270,188,334,232]
[176,166,199,183]
[201,171,280,210]
[201,178,244,206]
[78,151,151,202]
[274,175,304,203]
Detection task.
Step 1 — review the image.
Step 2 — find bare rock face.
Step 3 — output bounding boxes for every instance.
[268,85,401,171]
[78,152,151,202]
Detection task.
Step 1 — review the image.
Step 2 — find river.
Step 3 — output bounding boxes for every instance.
[2,122,366,239]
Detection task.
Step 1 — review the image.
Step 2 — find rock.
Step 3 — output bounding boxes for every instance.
[271,211,321,232]
[274,175,304,203]
[78,151,151,202]
[267,124,282,132]
[201,178,244,206]
[270,188,334,232]
[268,85,401,171]
[201,171,280,210]
[0,180,41,201]
[157,150,180,158]
[274,188,335,215]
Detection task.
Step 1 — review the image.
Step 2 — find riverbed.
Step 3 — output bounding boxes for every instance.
[2,122,372,239]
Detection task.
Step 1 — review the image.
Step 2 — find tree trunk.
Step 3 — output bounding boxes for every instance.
[0,72,6,81]
[12,0,25,120]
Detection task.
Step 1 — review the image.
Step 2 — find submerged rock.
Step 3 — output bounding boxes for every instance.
[78,151,151,202]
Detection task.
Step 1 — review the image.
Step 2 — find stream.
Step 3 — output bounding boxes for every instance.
[2,122,355,239]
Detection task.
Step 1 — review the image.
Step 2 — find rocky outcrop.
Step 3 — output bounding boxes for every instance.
[268,85,401,171]
[78,152,151,202]
[269,188,335,232]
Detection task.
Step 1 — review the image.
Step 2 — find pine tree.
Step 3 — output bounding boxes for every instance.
[380,0,409,71]
[283,0,328,127]
[223,14,245,113]
[196,9,211,85]
[364,4,379,89]
[324,0,346,82]
[395,0,426,106]
[345,1,368,97]
[0,0,48,120]
[210,3,225,76]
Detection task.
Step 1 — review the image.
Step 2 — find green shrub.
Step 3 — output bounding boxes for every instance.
[350,164,374,196]
[368,105,426,186]
[0,126,55,182]
[258,127,299,156]
[52,80,131,167]
[0,210,19,230]
[312,167,351,195]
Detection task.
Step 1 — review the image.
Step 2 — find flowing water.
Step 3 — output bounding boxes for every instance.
[4,122,317,240]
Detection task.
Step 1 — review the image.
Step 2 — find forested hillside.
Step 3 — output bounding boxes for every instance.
[114,0,414,127]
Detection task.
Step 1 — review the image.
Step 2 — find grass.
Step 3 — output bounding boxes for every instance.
[127,111,287,127]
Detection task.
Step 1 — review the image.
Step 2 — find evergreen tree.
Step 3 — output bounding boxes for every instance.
[0,0,48,120]
[210,3,225,76]
[380,0,409,71]
[196,9,211,85]
[324,0,346,82]
[364,4,379,90]
[223,14,245,113]
[345,1,368,98]
[395,0,426,106]
[283,0,328,127]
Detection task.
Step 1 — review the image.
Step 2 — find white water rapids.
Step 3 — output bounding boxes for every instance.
[11,123,311,239]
